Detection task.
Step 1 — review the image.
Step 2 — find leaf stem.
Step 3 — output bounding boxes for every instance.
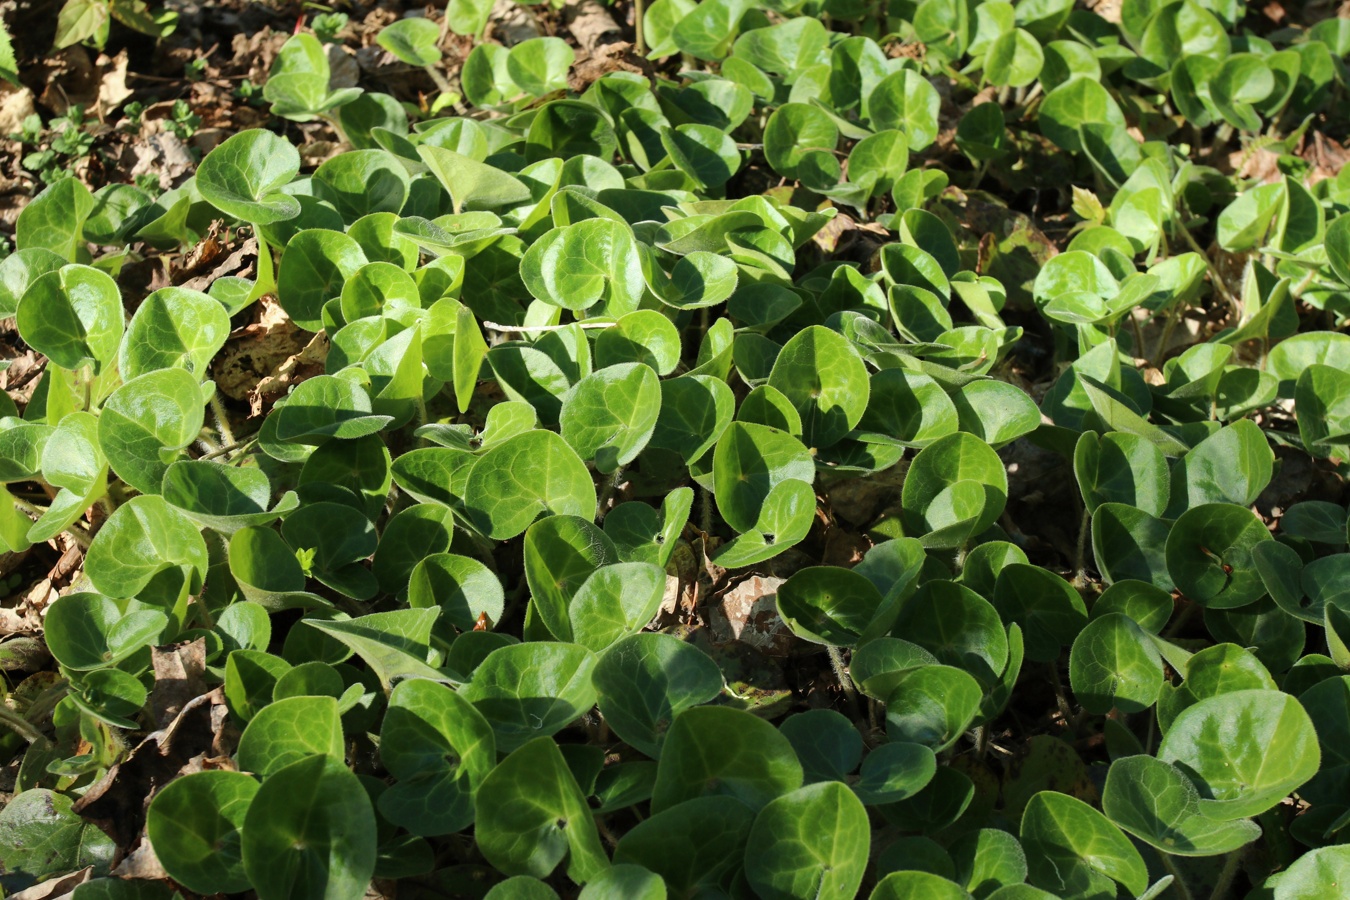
[1159,853,1195,900]
[210,392,236,447]
[12,497,92,548]
[1208,850,1243,900]
[199,436,257,461]
[1074,506,1090,586]
[596,466,626,522]
[826,644,862,723]
[1175,217,1240,321]
[0,705,45,744]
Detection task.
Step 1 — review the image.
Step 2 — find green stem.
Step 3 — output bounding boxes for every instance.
[1208,850,1243,900]
[596,466,626,522]
[1074,506,1090,585]
[210,392,236,447]
[1159,852,1195,900]
[1175,216,1240,321]
[199,436,256,461]
[0,705,45,744]
[424,64,454,97]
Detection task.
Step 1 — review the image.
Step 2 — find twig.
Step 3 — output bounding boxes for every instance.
[482,320,614,333]
[634,0,646,56]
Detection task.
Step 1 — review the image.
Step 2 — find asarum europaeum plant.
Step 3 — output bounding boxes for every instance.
[4,0,1350,898]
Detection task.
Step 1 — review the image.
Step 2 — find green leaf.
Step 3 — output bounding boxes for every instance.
[0,789,115,891]
[672,0,752,59]
[459,641,598,751]
[378,678,496,836]
[1156,689,1321,820]
[763,103,839,184]
[507,37,574,97]
[652,706,803,813]
[16,177,94,260]
[302,609,446,690]
[377,17,441,66]
[615,796,752,891]
[712,422,815,534]
[162,461,298,534]
[776,565,888,647]
[419,144,532,215]
[1020,791,1147,898]
[650,374,735,463]
[1166,419,1274,515]
[264,33,360,121]
[241,755,377,900]
[1069,612,1163,715]
[559,363,661,473]
[196,129,302,225]
[42,591,167,671]
[1265,845,1350,899]
[273,375,392,444]
[147,771,259,895]
[866,69,941,151]
[408,553,504,635]
[870,871,973,900]
[593,632,724,759]
[1074,431,1169,517]
[1091,502,1174,590]
[1165,503,1272,609]
[237,695,345,777]
[992,564,1088,663]
[474,736,610,883]
[371,503,455,596]
[883,665,982,752]
[568,562,667,652]
[465,429,597,540]
[893,581,1008,688]
[84,494,208,602]
[17,264,123,374]
[276,229,369,331]
[765,325,869,449]
[743,782,870,900]
[120,287,232,381]
[521,219,644,313]
[1102,755,1262,856]
[901,432,1008,549]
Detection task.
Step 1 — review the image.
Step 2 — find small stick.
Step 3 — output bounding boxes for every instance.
[482,320,614,333]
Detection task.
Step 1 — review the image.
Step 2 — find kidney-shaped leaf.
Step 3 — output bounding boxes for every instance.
[1102,755,1261,856]
[744,782,869,900]
[197,129,302,225]
[474,736,609,883]
[465,430,597,540]
[1157,689,1321,820]
[240,755,377,900]
[593,632,724,759]
[98,368,206,495]
[459,641,598,752]
[378,678,496,836]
